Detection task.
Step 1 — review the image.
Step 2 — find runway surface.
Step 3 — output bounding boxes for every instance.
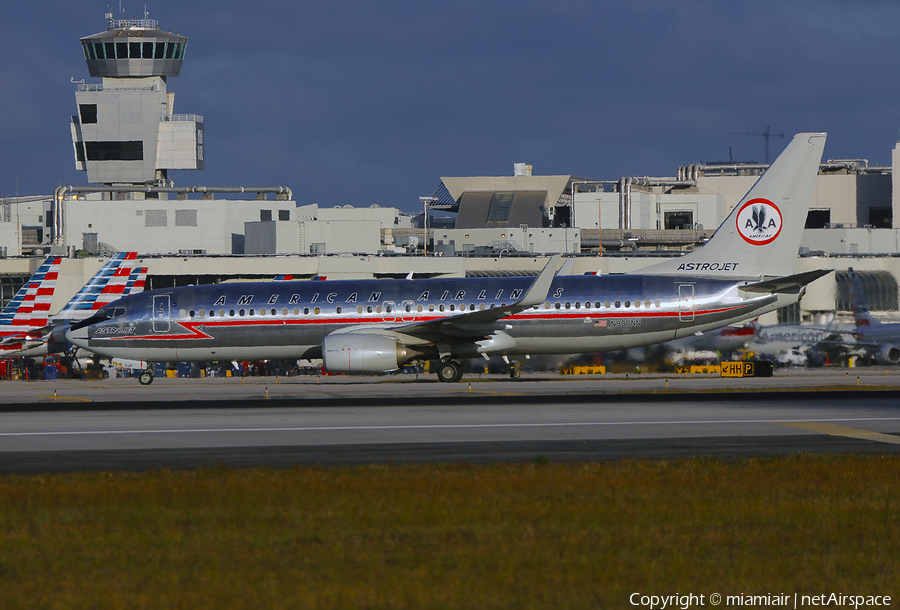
[2,370,900,473]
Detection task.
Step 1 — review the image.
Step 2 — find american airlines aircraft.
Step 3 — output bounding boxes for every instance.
[68,133,829,385]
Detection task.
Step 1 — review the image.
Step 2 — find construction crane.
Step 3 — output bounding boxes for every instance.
[730,126,784,164]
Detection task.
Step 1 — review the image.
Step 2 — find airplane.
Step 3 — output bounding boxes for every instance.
[0,256,63,355]
[68,132,830,385]
[0,253,144,360]
[846,267,900,365]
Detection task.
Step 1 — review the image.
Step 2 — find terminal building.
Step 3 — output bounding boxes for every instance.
[1,11,900,329]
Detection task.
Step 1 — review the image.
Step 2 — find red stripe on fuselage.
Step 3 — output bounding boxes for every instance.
[104,304,747,341]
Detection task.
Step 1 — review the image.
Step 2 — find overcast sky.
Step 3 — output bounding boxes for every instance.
[3,1,899,213]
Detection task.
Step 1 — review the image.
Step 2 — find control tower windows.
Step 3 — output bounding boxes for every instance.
[143,42,153,58]
[79,104,98,124]
[105,42,115,59]
[116,42,127,59]
[154,43,166,59]
[165,43,176,59]
[129,42,140,59]
[85,141,143,161]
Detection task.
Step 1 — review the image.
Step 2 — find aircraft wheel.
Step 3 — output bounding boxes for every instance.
[437,360,463,383]
[138,372,154,386]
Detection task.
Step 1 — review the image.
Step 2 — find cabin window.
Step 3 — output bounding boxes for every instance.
[249,308,255,316]
[604,301,611,308]
[293,307,300,315]
[624,301,630,308]
[470,304,476,311]
[314,307,320,315]
[555,302,561,309]
[584,302,591,310]
[479,304,485,310]
[655,300,661,307]
[385,304,393,313]
[449,304,455,312]
[428,304,434,311]
[303,307,309,315]
[358,306,363,314]
[405,303,412,312]
[439,304,445,312]
[376,306,382,314]
[260,309,266,316]
[179,309,186,318]
[575,302,581,309]
[282,308,288,316]
[544,302,550,309]
[239,309,245,316]
[564,302,571,309]
[417,304,423,313]
[271,309,276,316]
[336,306,342,314]
[367,306,373,314]
[595,301,601,308]
[199,310,206,318]
[614,301,621,308]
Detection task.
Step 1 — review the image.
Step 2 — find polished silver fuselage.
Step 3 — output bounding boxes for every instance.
[70,273,791,363]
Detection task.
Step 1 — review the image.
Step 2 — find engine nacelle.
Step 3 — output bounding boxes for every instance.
[322,333,409,374]
[875,344,900,365]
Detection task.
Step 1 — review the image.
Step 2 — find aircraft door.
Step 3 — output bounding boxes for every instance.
[153,295,171,332]
[678,284,695,322]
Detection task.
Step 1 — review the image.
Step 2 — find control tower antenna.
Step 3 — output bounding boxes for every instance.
[729,126,784,164]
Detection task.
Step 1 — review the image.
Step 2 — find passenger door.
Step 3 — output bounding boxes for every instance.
[153,294,171,332]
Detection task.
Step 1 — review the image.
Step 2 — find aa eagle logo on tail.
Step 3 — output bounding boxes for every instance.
[736,198,782,245]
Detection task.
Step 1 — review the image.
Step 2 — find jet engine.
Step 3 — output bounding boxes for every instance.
[322,333,410,374]
[875,344,900,365]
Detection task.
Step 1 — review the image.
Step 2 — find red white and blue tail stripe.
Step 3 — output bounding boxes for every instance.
[0,256,62,328]
[54,252,138,319]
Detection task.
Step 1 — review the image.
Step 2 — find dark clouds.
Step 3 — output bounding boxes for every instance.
[2,1,899,211]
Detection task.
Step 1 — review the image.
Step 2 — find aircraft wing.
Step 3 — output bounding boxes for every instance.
[332,255,561,342]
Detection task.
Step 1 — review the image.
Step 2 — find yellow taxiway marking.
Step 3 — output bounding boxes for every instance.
[779,422,900,445]
[38,395,93,402]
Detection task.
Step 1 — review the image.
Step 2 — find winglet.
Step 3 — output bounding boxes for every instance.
[517,255,561,309]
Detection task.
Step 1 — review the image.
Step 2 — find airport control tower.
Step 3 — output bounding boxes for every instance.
[70,11,203,185]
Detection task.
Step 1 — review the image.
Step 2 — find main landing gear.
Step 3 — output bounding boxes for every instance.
[436,359,464,383]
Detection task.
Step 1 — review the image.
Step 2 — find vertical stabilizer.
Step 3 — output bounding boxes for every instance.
[0,256,62,328]
[54,252,138,320]
[125,267,149,296]
[641,132,826,279]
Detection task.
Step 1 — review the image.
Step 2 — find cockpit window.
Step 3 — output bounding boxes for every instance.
[110,307,127,318]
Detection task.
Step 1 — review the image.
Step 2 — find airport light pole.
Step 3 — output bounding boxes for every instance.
[419,196,437,256]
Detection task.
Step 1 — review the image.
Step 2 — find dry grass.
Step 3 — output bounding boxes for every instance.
[0,455,897,609]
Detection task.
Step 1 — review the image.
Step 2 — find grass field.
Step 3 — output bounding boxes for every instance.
[1,455,897,609]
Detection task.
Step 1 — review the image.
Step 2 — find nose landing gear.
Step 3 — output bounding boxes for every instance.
[138,368,154,385]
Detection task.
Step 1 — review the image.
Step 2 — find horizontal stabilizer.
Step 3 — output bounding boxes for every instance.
[739,269,833,294]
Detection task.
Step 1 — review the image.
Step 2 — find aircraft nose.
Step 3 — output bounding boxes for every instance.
[66,325,89,348]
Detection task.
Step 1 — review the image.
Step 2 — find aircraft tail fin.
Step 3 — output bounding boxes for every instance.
[125,266,148,296]
[54,252,138,320]
[848,267,879,328]
[0,256,62,328]
[641,132,826,279]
